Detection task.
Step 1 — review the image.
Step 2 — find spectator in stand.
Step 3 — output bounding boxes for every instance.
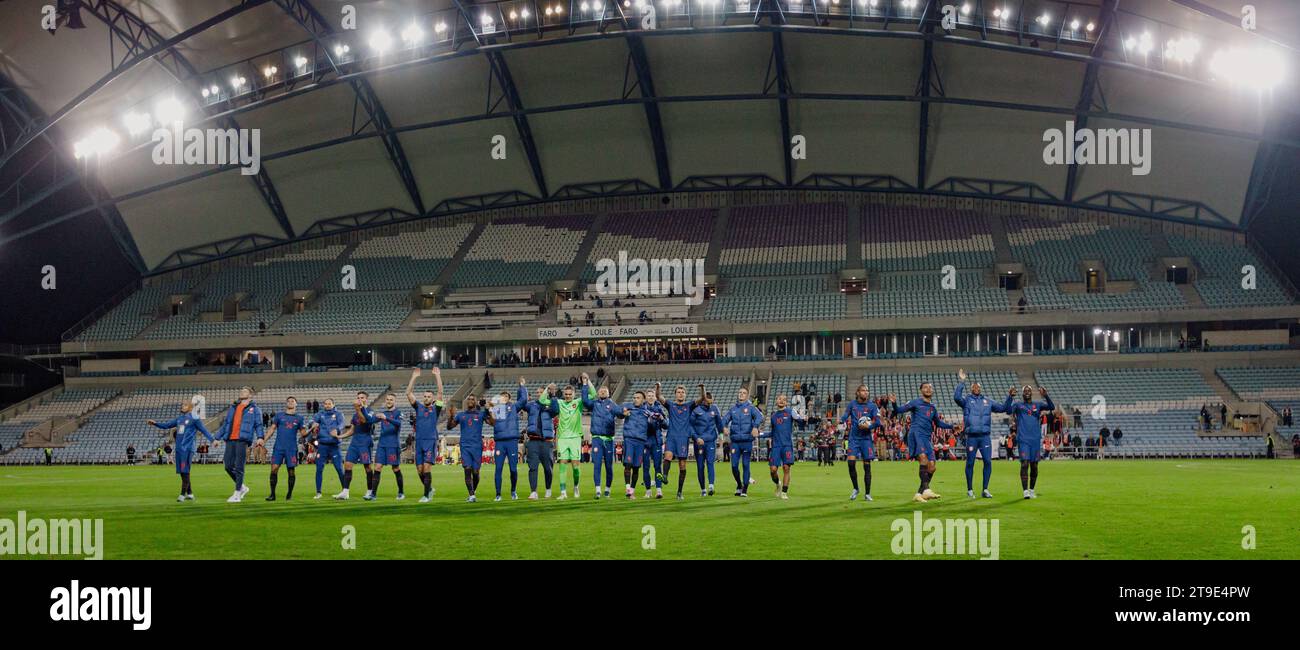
[1099,425,1110,447]
[1111,427,1122,446]
[1220,403,1228,427]
[1282,407,1292,426]
[1291,434,1299,458]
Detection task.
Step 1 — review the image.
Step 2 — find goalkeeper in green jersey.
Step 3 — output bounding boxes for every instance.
[540,376,588,500]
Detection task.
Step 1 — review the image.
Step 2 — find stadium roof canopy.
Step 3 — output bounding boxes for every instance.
[2,0,1299,273]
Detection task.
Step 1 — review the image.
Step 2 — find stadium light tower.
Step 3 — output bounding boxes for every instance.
[369,28,393,54]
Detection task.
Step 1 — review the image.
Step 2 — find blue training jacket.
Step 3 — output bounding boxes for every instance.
[722,401,763,443]
[490,385,529,441]
[953,382,1008,435]
[581,384,623,437]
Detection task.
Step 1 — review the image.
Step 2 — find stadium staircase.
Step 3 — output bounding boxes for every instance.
[844,292,863,316]
[563,211,610,283]
[988,215,1014,263]
[843,202,863,269]
[431,221,489,288]
[702,206,731,277]
[264,241,361,331]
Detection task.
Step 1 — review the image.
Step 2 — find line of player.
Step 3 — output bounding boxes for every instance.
[146,367,1054,504]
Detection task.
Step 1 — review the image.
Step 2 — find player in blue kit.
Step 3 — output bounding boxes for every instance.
[581,374,623,499]
[310,398,347,499]
[446,395,495,502]
[839,384,882,502]
[722,386,763,497]
[764,394,805,499]
[690,384,723,497]
[1004,384,1054,499]
[488,378,529,501]
[367,393,404,501]
[656,384,697,500]
[953,369,1010,499]
[641,385,667,499]
[265,397,307,501]
[405,367,445,502]
[146,398,214,502]
[619,391,654,499]
[333,391,388,500]
[897,383,958,503]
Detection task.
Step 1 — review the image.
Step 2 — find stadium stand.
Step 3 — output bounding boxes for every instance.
[718,203,845,277]
[704,275,846,323]
[864,269,1008,318]
[1009,218,1187,312]
[580,208,714,282]
[75,279,193,342]
[861,205,995,272]
[450,215,590,288]
[0,389,119,457]
[275,290,411,335]
[344,221,476,290]
[1166,235,1294,308]
[409,289,540,330]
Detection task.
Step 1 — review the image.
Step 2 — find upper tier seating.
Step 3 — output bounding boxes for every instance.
[1166,235,1293,308]
[145,245,345,339]
[581,209,714,282]
[704,276,846,323]
[718,203,845,277]
[76,280,193,342]
[345,221,476,290]
[409,290,539,330]
[450,215,590,288]
[1009,218,1186,312]
[861,205,995,272]
[864,269,1008,318]
[276,291,411,335]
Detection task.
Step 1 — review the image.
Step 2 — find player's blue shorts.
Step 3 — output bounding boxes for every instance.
[1018,439,1042,462]
[375,444,401,466]
[461,445,483,470]
[494,440,519,464]
[345,441,372,465]
[907,432,934,460]
[846,436,876,461]
[316,443,341,466]
[622,439,645,467]
[174,446,193,474]
[769,445,795,467]
[271,447,297,467]
[414,438,437,465]
[966,433,993,460]
[664,435,691,459]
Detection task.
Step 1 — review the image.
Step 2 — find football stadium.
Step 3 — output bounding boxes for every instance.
[2,0,1300,597]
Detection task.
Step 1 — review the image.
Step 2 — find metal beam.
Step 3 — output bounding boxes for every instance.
[770,31,794,187]
[1065,0,1119,203]
[916,2,938,189]
[626,35,672,190]
[272,0,426,215]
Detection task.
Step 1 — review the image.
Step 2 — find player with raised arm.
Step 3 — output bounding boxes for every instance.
[954,369,1008,499]
[310,398,348,499]
[1004,384,1054,499]
[265,396,307,501]
[406,367,445,502]
[146,398,213,502]
[721,386,762,497]
[540,381,586,500]
[690,384,723,497]
[368,393,404,501]
[581,374,623,498]
[446,394,495,502]
[896,383,957,503]
[488,378,529,501]
[657,383,697,500]
[764,394,805,499]
[840,384,882,502]
[333,390,387,501]
[522,384,559,500]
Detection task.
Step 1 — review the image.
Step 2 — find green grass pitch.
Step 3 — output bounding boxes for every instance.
[2,459,1297,559]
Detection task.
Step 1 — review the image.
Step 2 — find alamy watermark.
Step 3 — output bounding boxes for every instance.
[1,511,104,559]
[890,511,1000,559]
[151,122,262,176]
[592,250,706,306]
[1043,121,1152,176]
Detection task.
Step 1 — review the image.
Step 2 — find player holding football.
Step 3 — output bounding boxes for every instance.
[690,384,723,496]
[265,396,307,501]
[405,367,445,502]
[656,384,697,500]
[146,398,214,502]
[1004,384,1054,499]
[896,383,957,503]
[446,394,495,502]
[721,386,762,497]
[839,384,882,502]
[368,393,404,501]
[954,369,1009,499]
[764,394,805,499]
